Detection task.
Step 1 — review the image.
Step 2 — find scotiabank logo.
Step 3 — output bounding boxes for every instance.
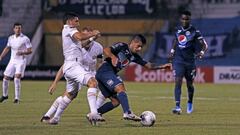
[125,65,213,83]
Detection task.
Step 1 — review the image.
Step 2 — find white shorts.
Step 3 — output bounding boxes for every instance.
[4,61,26,78]
[64,62,95,93]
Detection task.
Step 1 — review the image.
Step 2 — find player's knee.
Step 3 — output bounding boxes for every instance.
[114,84,125,93]
[111,99,120,107]
[66,90,78,100]
[87,78,98,88]
[4,76,11,80]
[14,74,21,79]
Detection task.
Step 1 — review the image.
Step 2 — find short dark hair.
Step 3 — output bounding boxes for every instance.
[13,22,22,28]
[63,12,79,24]
[181,10,191,16]
[132,34,147,44]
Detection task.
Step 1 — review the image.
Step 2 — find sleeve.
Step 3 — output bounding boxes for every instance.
[25,37,32,48]
[133,54,148,66]
[96,43,104,59]
[195,29,203,40]
[110,42,127,54]
[69,27,79,37]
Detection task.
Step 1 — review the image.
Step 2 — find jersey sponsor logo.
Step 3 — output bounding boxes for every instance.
[186,31,190,36]
[178,35,187,47]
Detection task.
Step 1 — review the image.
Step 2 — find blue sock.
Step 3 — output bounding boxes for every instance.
[175,80,182,107]
[187,81,194,103]
[117,91,130,114]
[97,102,117,114]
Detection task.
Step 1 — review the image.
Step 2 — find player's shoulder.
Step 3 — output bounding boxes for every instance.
[113,42,128,47]
[21,33,30,39]
[190,25,201,33]
[8,34,15,40]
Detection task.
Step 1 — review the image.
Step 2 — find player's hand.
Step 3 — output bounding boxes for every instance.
[0,56,2,61]
[162,63,172,70]
[196,51,205,59]
[16,51,23,55]
[48,83,57,95]
[168,52,174,63]
[92,30,100,37]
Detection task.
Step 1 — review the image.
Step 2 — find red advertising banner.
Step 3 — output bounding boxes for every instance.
[125,64,213,83]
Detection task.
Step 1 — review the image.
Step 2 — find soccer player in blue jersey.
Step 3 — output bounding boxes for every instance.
[95,34,172,122]
[169,10,208,114]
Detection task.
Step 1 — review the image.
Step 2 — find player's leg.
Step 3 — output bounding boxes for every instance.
[13,62,26,103]
[96,91,106,109]
[97,81,119,115]
[86,77,99,116]
[13,74,21,103]
[185,66,196,114]
[0,76,11,103]
[172,63,184,114]
[48,76,79,125]
[0,63,14,103]
[41,96,63,123]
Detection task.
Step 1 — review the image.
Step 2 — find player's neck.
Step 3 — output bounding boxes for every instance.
[15,33,21,37]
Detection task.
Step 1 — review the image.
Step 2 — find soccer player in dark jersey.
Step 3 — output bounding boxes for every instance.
[169,10,208,114]
[95,34,172,122]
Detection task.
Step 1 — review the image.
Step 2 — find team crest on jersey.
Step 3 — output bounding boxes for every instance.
[186,31,190,36]
[178,35,187,46]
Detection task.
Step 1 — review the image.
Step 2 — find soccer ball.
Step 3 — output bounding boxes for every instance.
[140,111,156,127]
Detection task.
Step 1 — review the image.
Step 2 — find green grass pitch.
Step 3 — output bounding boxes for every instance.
[0,81,240,135]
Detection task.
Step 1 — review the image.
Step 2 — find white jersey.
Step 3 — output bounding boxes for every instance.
[7,33,32,63]
[62,25,84,73]
[82,41,103,73]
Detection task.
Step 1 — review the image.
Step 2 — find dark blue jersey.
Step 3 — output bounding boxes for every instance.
[105,42,147,73]
[174,25,203,64]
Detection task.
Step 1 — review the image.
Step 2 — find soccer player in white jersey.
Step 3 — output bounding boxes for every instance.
[0,23,32,104]
[41,27,105,125]
[41,12,102,125]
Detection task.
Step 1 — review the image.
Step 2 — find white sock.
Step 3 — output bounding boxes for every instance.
[14,78,21,100]
[96,91,106,109]
[87,88,98,114]
[45,96,62,117]
[2,78,9,97]
[53,96,71,121]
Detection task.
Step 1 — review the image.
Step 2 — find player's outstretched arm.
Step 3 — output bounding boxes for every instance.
[0,46,10,61]
[48,65,64,95]
[144,62,172,70]
[73,30,100,43]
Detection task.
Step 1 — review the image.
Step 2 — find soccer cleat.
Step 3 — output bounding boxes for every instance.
[86,113,105,126]
[172,106,182,115]
[13,99,20,104]
[40,116,51,123]
[123,112,141,121]
[0,96,8,103]
[48,117,59,125]
[187,103,193,114]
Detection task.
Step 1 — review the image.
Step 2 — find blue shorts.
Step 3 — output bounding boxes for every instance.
[96,63,123,98]
[173,63,196,81]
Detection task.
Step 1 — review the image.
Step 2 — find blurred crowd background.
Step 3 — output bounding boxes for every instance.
[0,0,240,83]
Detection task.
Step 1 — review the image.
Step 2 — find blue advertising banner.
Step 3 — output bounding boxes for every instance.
[46,0,156,17]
